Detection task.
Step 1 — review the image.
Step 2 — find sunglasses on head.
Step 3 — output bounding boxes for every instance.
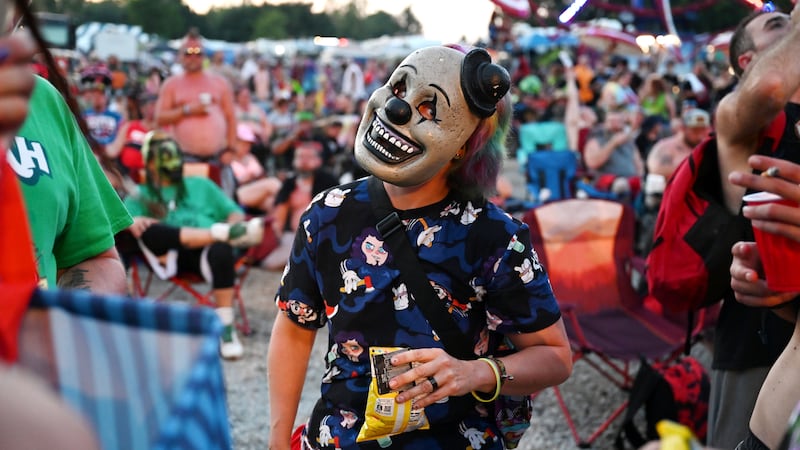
[184,47,203,56]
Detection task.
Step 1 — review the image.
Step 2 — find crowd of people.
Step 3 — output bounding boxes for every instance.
[5,0,800,448]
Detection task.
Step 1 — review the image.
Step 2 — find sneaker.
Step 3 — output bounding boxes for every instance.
[220,324,244,360]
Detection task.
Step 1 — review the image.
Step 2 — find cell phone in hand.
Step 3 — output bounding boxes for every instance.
[559,51,573,68]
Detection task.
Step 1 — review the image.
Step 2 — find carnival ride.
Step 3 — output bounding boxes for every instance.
[500,0,772,64]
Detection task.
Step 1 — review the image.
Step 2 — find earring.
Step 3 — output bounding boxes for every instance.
[454,150,465,160]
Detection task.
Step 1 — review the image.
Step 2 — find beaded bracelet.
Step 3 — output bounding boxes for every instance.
[472,357,502,403]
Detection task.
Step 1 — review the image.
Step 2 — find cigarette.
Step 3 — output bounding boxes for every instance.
[762,167,780,178]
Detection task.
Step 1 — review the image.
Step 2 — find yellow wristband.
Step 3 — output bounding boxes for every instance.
[472,357,501,403]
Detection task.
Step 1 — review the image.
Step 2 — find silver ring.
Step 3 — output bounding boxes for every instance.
[427,376,439,391]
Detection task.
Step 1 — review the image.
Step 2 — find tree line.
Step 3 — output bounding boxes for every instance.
[32,0,422,42]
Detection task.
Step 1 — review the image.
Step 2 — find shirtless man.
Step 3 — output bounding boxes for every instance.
[155,31,236,163]
[646,108,712,181]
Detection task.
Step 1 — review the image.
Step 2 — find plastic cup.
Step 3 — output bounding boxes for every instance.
[743,191,800,291]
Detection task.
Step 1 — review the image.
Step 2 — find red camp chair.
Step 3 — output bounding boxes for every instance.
[122,217,278,337]
[523,198,704,447]
[122,161,278,336]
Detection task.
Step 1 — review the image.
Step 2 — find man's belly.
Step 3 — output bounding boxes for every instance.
[173,112,227,157]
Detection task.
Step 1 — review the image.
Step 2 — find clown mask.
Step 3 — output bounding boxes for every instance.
[355,46,509,187]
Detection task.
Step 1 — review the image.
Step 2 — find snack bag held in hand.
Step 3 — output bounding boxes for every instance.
[656,420,703,450]
[356,347,430,444]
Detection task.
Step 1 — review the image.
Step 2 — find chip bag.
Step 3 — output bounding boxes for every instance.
[356,347,430,443]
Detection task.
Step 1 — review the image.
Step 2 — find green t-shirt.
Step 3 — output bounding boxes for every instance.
[124,176,242,229]
[8,76,132,288]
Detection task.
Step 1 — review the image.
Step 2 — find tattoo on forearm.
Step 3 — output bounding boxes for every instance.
[59,268,91,291]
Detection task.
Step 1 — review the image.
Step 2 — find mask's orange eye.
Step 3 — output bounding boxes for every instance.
[416,94,440,124]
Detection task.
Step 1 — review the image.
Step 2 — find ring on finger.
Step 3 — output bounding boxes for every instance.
[427,375,439,391]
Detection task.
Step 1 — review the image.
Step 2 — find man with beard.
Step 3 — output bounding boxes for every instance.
[646,108,712,182]
[260,140,337,271]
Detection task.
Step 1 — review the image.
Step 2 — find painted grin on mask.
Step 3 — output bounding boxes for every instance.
[363,114,422,164]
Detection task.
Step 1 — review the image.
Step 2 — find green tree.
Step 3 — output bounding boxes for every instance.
[398,7,422,36]
[76,0,130,25]
[252,8,290,39]
[361,11,403,38]
[34,0,422,43]
[126,0,192,39]
[205,5,262,42]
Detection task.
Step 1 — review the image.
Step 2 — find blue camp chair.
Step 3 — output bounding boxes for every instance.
[524,150,579,206]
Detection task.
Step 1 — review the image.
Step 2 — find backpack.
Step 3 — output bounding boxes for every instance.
[646,112,786,313]
[615,356,711,449]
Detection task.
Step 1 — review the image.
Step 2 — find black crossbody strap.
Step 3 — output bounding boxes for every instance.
[367,176,473,360]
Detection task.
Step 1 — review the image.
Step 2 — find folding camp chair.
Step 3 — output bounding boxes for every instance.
[523,198,701,447]
[121,160,279,336]
[126,246,256,335]
[122,216,279,337]
[524,150,579,206]
[16,288,232,450]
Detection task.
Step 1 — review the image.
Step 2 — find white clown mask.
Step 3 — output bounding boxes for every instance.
[354,46,509,187]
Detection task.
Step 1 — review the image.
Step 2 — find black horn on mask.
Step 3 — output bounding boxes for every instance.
[460,48,511,118]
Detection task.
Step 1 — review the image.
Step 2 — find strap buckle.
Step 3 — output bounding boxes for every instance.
[376,212,403,238]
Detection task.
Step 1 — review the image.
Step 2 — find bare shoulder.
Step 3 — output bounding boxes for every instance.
[160,74,182,90]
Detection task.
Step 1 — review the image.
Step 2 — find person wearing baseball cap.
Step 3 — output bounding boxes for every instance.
[646,108,712,183]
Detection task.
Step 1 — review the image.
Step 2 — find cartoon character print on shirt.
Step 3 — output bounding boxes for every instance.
[460,201,482,225]
[486,310,503,331]
[303,219,312,243]
[324,187,351,208]
[510,233,541,285]
[316,409,361,450]
[393,283,410,310]
[470,277,487,303]
[327,330,370,381]
[431,281,471,317]
[458,419,499,450]
[440,200,461,218]
[287,299,318,324]
[338,227,395,313]
[302,186,352,246]
[322,343,342,383]
[474,326,497,357]
[393,282,436,348]
[409,218,442,248]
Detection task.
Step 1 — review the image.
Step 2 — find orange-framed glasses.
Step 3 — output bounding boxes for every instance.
[184,47,203,56]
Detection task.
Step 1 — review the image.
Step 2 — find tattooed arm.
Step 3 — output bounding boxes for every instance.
[57,247,127,295]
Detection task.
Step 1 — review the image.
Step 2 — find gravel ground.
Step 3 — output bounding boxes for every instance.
[151,268,710,450]
[143,160,712,450]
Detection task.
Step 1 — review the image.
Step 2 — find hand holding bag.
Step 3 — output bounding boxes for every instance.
[367,176,532,449]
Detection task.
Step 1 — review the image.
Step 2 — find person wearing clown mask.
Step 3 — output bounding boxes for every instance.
[268,45,571,449]
[122,130,264,360]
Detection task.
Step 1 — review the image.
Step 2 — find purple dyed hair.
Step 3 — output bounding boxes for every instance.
[444,44,512,200]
